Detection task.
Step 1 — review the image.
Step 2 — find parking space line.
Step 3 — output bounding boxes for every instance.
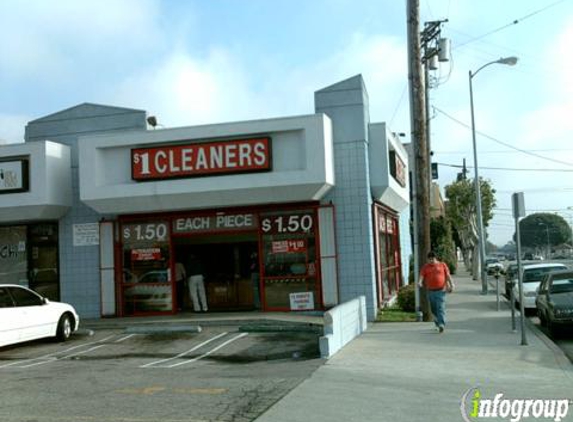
[0,334,118,369]
[114,333,138,343]
[19,345,110,368]
[166,332,248,368]
[140,332,228,368]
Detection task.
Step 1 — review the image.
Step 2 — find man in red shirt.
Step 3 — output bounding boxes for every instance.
[418,251,455,333]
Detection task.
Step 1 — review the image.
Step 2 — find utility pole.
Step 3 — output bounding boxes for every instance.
[407,0,431,320]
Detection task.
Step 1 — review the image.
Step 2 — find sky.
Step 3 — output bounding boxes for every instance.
[1,0,572,247]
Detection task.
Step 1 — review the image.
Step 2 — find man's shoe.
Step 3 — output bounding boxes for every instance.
[438,325,444,333]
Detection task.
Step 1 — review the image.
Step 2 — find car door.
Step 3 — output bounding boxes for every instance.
[0,287,20,347]
[8,286,51,342]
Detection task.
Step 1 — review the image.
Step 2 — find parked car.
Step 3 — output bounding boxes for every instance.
[485,258,504,275]
[536,270,573,336]
[511,263,568,312]
[123,270,171,312]
[504,262,519,298]
[0,284,80,348]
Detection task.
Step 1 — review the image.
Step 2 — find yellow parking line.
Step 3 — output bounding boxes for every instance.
[115,385,166,395]
[0,415,209,422]
[172,388,227,395]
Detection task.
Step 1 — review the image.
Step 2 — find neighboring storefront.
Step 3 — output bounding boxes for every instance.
[0,75,411,321]
[0,223,60,300]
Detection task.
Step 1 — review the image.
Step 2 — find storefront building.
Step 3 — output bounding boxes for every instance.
[0,75,410,321]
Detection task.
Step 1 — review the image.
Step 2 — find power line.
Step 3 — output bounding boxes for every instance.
[453,0,568,49]
[495,207,573,212]
[438,162,573,172]
[436,148,573,155]
[496,187,573,194]
[433,106,573,167]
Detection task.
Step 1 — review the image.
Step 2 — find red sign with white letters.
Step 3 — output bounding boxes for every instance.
[271,239,307,254]
[131,137,271,181]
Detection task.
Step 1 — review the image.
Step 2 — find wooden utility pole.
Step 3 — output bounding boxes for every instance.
[407,0,431,320]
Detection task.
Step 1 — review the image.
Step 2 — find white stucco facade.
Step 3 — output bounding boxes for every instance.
[0,140,72,223]
[79,114,334,214]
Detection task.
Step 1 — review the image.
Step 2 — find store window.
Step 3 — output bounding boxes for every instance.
[121,220,172,315]
[0,226,27,286]
[259,209,320,310]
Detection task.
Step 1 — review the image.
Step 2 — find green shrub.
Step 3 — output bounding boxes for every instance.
[397,284,416,312]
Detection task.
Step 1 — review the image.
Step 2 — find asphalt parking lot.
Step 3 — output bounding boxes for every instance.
[0,327,323,422]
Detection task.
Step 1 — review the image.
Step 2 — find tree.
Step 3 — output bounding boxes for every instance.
[445,178,496,279]
[517,213,572,255]
[430,216,457,274]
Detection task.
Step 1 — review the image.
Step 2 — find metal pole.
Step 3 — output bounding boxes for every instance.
[469,70,488,295]
[515,218,528,345]
[495,272,500,311]
[510,280,516,331]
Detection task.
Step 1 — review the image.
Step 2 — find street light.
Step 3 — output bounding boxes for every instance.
[469,56,518,294]
[538,222,550,259]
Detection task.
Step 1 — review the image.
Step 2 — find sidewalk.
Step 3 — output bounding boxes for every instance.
[255,269,573,422]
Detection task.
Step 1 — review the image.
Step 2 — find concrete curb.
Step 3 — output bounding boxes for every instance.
[125,325,202,334]
[494,284,573,376]
[238,324,322,333]
[525,317,573,377]
[82,318,324,335]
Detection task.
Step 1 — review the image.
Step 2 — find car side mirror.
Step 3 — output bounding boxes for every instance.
[43,297,50,305]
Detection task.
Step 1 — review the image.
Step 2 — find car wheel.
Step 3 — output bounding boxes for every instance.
[56,314,73,342]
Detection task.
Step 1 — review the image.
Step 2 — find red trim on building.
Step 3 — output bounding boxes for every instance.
[115,202,324,316]
[373,203,402,306]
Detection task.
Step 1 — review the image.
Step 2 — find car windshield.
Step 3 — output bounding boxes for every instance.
[550,277,573,294]
[523,266,566,283]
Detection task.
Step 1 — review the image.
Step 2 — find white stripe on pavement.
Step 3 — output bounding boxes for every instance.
[0,334,117,369]
[114,334,138,343]
[140,332,229,368]
[166,333,248,368]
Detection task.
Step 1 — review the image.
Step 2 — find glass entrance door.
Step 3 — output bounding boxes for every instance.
[28,223,59,301]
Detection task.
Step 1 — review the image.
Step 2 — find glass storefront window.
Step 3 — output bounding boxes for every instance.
[0,226,27,286]
[259,210,320,310]
[121,220,172,314]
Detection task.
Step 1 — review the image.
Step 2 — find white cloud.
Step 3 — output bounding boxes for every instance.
[0,0,162,80]
[112,31,409,131]
[0,113,30,144]
[113,47,262,127]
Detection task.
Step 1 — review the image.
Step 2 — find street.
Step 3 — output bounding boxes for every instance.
[0,327,323,422]
[529,315,573,363]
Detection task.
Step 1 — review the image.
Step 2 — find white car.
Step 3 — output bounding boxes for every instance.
[512,263,568,311]
[0,284,80,348]
[485,258,504,275]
